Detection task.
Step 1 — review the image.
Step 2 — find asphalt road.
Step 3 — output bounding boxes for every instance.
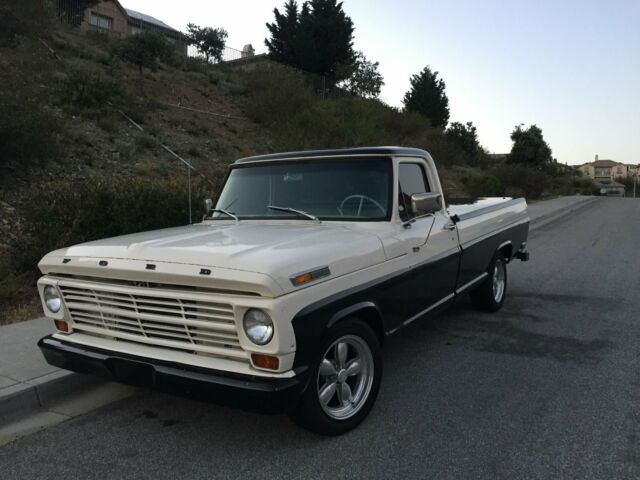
[2,197,639,479]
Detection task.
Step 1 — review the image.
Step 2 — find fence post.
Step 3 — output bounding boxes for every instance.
[187,165,192,224]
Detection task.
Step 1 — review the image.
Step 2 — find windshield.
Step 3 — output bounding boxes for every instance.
[213,158,392,221]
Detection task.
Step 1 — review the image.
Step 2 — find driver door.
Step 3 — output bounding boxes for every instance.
[395,162,459,321]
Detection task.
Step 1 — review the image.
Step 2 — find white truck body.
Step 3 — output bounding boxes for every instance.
[37,147,529,434]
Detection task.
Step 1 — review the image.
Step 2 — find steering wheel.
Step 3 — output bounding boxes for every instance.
[338,195,386,217]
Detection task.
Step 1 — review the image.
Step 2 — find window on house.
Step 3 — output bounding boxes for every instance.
[90,13,113,31]
[130,26,143,35]
[398,163,430,221]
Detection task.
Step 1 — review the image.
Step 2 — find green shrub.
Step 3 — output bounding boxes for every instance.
[112,31,174,74]
[0,251,30,302]
[0,97,60,171]
[460,171,503,198]
[135,132,157,151]
[243,65,315,125]
[187,145,202,158]
[181,56,211,74]
[492,164,547,199]
[0,1,52,46]
[10,176,215,274]
[114,138,136,161]
[544,174,599,197]
[97,113,119,133]
[58,67,122,108]
[133,161,155,176]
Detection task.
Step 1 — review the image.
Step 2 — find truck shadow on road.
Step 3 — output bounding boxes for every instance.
[386,291,612,366]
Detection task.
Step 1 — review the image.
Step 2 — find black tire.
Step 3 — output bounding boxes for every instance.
[288,318,382,436]
[470,252,507,312]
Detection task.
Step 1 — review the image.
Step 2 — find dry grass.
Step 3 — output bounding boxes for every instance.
[0,288,41,326]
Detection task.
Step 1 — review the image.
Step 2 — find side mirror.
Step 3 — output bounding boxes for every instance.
[204,198,213,214]
[411,192,442,215]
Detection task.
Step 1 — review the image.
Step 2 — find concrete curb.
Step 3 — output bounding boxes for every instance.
[0,370,104,424]
[530,196,599,230]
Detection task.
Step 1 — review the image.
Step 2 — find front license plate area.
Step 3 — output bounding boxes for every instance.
[108,358,155,387]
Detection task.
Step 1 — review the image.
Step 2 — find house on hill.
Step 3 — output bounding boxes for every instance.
[577,155,638,181]
[78,0,187,55]
[576,155,639,196]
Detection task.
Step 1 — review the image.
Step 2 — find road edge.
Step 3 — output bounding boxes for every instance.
[529,196,599,231]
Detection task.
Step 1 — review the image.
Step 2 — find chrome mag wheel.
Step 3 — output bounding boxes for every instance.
[493,258,506,302]
[316,334,374,420]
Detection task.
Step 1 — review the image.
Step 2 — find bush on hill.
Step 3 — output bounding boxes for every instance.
[10,176,213,275]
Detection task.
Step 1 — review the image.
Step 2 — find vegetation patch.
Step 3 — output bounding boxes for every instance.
[0,97,61,173]
[9,175,211,276]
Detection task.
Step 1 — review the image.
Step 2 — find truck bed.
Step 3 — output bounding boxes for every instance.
[448,197,529,290]
[448,197,529,246]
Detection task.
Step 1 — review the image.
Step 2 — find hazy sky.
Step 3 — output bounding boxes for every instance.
[122,0,639,165]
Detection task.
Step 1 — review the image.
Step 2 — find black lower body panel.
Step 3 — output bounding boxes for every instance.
[38,335,307,414]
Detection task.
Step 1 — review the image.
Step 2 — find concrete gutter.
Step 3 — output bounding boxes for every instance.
[0,318,135,446]
[0,195,600,443]
[528,195,599,230]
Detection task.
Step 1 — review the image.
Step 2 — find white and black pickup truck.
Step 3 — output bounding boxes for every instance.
[37,147,529,435]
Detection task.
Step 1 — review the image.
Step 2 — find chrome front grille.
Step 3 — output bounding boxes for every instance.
[59,282,248,362]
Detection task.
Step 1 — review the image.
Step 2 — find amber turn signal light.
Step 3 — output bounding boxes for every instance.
[289,266,331,287]
[292,272,313,285]
[54,320,69,332]
[251,353,279,370]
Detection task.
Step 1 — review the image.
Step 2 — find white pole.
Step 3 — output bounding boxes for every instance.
[188,166,192,224]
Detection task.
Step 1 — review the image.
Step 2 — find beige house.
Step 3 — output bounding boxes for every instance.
[577,155,638,181]
[79,0,187,55]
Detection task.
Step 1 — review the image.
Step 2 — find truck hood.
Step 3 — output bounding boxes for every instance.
[40,222,387,295]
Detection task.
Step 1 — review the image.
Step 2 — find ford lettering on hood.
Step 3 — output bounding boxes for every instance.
[39,222,387,295]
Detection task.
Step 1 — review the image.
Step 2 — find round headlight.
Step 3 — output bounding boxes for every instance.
[44,285,61,313]
[243,309,274,345]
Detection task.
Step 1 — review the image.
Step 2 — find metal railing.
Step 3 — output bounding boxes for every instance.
[187,45,248,64]
[52,0,86,26]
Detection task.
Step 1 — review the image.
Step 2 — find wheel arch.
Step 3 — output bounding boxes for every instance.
[497,240,513,262]
[327,301,385,347]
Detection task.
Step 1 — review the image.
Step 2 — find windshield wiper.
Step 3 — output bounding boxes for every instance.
[267,205,321,223]
[209,209,239,223]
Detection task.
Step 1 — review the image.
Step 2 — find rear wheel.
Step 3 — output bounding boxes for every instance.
[470,252,507,312]
[289,318,382,436]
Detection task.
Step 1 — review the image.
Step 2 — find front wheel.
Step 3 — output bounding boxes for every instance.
[470,252,507,312]
[289,318,382,435]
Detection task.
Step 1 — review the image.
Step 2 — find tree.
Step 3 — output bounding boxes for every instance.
[507,124,553,168]
[114,31,173,74]
[186,23,228,63]
[265,0,301,66]
[446,121,480,165]
[340,51,384,98]
[402,66,450,129]
[265,0,355,83]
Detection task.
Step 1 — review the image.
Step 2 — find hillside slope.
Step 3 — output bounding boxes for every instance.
[0,14,594,323]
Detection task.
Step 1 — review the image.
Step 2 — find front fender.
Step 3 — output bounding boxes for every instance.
[290,297,386,379]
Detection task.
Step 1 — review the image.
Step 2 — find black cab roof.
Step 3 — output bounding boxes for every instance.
[235,147,430,164]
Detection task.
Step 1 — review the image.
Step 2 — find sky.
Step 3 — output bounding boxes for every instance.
[121,0,640,165]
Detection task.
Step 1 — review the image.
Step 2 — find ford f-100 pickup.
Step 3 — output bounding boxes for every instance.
[37,147,529,435]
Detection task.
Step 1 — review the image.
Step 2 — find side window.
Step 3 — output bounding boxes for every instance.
[398,163,430,221]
